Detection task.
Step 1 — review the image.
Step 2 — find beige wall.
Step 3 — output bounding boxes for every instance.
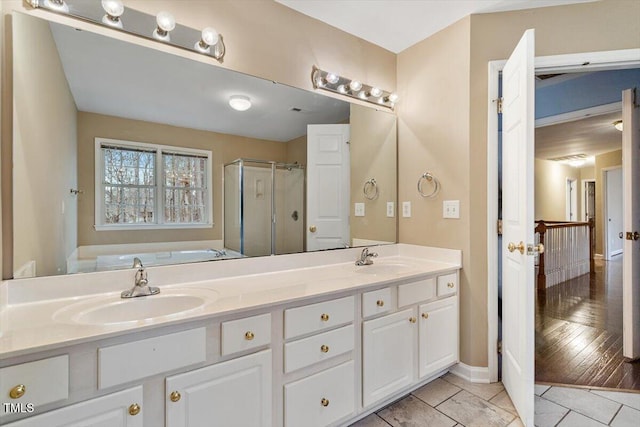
[350,104,397,244]
[594,149,622,255]
[286,134,307,167]
[12,13,77,277]
[534,159,580,221]
[77,112,287,246]
[398,0,640,367]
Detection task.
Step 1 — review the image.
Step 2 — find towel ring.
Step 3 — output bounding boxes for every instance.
[363,178,379,200]
[417,172,440,198]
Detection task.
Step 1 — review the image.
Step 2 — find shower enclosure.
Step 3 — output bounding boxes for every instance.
[224,159,305,257]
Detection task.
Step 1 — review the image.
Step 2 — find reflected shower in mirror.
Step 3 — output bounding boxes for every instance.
[10,11,397,278]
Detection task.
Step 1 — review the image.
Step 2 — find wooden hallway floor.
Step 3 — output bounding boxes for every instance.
[535,257,640,390]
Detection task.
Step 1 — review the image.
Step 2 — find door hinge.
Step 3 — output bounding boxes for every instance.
[497,340,502,355]
[496,97,504,114]
[497,219,503,235]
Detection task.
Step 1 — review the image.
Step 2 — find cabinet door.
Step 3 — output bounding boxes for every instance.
[362,308,417,408]
[419,297,458,378]
[166,349,271,427]
[5,387,142,427]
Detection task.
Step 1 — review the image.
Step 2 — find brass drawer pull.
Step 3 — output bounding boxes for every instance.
[320,313,329,322]
[409,317,417,323]
[447,282,455,288]
[376,300,385,307]
[245,331,255,340]
[320,345,329,353]
[321,398,330,407]
[9,384,26,399]
[128,403,141,416]
[170,391,181,402]
[422,313,429,319]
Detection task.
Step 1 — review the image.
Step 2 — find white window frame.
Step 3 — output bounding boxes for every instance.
[94,137,213,231]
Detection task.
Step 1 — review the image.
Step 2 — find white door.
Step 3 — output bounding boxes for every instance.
[166,350,271,427]
[566,178,577,221]
[306,124,350,251]
[605,168,624,258]
[501,29,535,427]
[622,88,640,359]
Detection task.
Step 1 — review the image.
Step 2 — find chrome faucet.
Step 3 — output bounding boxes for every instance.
[121,257,160,298]
[355,247,378,266]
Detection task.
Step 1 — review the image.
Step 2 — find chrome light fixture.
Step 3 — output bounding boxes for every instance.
[31,0,227,63]
[311,66,398,110]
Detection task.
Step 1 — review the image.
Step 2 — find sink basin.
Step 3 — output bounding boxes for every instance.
[54,288,218,326]
[355,261,416,275]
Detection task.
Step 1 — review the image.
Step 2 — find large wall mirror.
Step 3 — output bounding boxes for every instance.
[10,11,397,278]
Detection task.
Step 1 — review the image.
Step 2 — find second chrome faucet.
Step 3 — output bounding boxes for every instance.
[121,257,160,298]
[355,247,378,266]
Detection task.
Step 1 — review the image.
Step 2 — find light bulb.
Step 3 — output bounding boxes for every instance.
[370,87,383,98]
[326,73,340,84]
[153,11,176,41]
[387,93,399,103]
[337,85,347,94]
[195,27,219,53]
[229,95,252,112]
[44,0,69,13]
[358,90,368,100]
[349,80,362,92]
[102,0,124,17]
[613,120,623,131]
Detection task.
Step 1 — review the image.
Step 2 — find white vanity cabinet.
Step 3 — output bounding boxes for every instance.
[166,349,272,427]
[419,296,458,378]
[4,386,143,427]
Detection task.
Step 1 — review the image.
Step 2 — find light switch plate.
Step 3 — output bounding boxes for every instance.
[443,200,460,219]
[386,202,395,217]
[402,201,411,218]
[355,203,365,217]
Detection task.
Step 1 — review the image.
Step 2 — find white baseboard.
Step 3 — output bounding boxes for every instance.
[450,362,491,383]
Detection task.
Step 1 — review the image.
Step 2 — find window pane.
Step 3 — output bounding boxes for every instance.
[103,147,155,185]
[164,189,206,223]
[163,153,206,188]
[104,186,155,224]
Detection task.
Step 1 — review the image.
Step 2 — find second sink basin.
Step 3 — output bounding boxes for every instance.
[53,288,218,326]
[355,261,416,275]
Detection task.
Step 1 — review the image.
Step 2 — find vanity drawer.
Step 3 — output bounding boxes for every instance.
[362,287,393,318]
[398,277,435,307]
[284,360,355,427]
[437,273,458,297]
[0,355,68,415]
[284,296,354,340]
[221,313,271,356]
[284,324,354,373]
[98,328,206,389]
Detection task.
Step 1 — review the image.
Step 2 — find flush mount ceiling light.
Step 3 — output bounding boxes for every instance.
[613,120,623,131]
[229,95,252,112]
[32,1,227,63]
[101,0,124,29]
[311,66,398,110]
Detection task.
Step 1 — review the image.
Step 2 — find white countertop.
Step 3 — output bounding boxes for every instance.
[0,244,461,360]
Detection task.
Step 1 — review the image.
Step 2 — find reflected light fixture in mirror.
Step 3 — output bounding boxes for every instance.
[31,0,227,62]
[229,95,252,111]
[101,0,124,28]
[312,66,398,110]
[613,120,623,131]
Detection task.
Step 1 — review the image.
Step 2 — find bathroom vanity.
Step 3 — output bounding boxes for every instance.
[0,244,461,426]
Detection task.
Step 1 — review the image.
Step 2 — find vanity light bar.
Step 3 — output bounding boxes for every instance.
[29,0,226,62]
[311,66,398,110]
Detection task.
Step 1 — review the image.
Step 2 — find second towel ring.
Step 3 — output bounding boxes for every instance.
[417,172,440,198]
[363,178,379,200]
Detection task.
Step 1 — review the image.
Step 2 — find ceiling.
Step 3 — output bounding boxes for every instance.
[275,0,598,53]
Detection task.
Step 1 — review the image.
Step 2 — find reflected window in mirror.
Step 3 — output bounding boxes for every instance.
[95,138,213,231]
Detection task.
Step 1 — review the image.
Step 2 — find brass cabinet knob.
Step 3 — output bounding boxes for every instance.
[321,398,330,407]
[409,317,417,323]
[309,225,317,233]
[376,300,384,307]
[170,391,181,402]
[320,313,329,322]
[9,384,26,399]
[128,403,141,416]
[447,282,455,288]
[422,313,429,319]
[320,344,329,353]
[245,331,255,340]
[507,241,525,254]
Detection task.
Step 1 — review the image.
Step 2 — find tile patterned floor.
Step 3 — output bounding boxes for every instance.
[349,374,640,427]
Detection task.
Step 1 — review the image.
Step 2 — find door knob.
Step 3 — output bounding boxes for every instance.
[507,241,525,254]
[626,231,640,241]
[309,225,317,233]
[527,243,544,255]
